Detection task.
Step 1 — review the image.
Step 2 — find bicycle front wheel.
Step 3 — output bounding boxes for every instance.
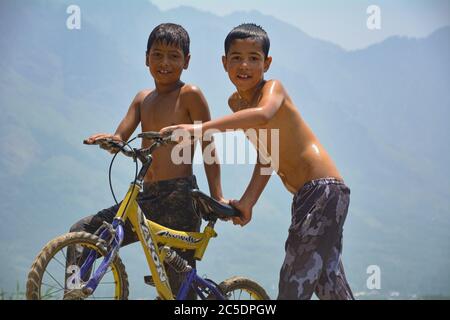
[26,231,129,300]
[219,276,270,300]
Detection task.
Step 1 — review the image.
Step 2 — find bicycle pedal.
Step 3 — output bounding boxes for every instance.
[144,275,155,287]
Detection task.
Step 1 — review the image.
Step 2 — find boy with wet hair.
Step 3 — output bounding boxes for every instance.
[161,23,354,300]
[69,23,224,299]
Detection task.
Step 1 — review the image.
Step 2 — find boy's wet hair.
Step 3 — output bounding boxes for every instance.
[224,23,270,58]
[146,23,190,56]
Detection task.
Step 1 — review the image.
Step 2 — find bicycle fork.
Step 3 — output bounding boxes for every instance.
[74,219,125,298]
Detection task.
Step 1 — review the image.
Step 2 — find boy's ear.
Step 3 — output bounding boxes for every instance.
[264,56,272,72]
[145,52,149,67]
[222,55,228,72]
[183,54,191,69]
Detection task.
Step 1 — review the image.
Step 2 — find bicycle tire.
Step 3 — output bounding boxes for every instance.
[26,231,129,300]
[218,276,270,300]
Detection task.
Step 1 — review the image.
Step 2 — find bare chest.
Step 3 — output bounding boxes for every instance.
[140,93,191,131]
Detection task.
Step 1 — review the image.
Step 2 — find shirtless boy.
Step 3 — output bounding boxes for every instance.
[161,23,354,300]
[70,23,224,299]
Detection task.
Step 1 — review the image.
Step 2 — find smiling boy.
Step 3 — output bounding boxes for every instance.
[69,23,224,299]
[161,23,354,300]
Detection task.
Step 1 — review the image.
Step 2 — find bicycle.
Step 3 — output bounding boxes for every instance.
[26,132,270,300]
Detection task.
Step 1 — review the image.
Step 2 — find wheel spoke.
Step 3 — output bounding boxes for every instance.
[29,236,127,300]
[52,254,66,270]
[60,247,67,263]
[44,269,65,290]
[42,282,62,290]
[226,287,261,300]
[41,288,65,299]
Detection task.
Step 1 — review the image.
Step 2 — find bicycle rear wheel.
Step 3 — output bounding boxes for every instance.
[219,276,270,300]
[26,231,129,300]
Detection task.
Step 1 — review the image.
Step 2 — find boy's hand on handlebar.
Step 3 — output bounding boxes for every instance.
[84,133,122,144]
[159,124,201,144]
[229,199,253,227]
[160,124,194,136]
[84,133,123,154]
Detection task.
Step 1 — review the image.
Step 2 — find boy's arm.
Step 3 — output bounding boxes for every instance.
[231,155,272,226]
[184,86,225,202]
[161,80,284,136]
[203,80,285,131]
[86,91,146,144]
[113,91,146,141]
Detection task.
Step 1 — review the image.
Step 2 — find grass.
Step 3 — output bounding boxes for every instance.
[0,282,26,300]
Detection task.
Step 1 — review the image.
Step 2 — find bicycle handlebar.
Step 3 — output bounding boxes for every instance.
[137,131,172,142]
[83,131,175,159]
[83,138,135,157]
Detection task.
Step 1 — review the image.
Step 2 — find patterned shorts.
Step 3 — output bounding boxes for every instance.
[278,177,354,300]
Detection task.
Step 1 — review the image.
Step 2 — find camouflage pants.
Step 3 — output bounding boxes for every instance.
[278,177,354,300]
[68,175,201,299]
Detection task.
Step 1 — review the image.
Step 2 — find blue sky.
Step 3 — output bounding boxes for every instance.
[150,0,450,50]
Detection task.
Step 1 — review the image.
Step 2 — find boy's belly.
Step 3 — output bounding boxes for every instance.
[246,128,342,194]
[276,143,343,194]
[143,145,194,183]
[144,163,193,183]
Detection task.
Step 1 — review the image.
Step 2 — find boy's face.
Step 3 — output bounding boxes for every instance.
[222,39,272,92]
[146,41,190,85]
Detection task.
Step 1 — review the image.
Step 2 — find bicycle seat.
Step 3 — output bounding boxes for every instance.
[191,189,240,221]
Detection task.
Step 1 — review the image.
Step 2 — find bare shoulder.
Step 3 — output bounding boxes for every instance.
[180,83,204,97]
[262,79,286,96]
[134,89,152,105]
[178,84,211,121]
[228,91,240,112]
[180,83,208,105]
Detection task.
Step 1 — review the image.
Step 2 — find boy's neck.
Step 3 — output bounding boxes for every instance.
[155,80,184,94]
[237,80,266,107]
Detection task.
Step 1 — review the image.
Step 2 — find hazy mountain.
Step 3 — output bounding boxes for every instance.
[0,0,449,299]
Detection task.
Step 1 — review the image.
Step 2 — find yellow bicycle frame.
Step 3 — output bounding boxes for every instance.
[114,182,217,300]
